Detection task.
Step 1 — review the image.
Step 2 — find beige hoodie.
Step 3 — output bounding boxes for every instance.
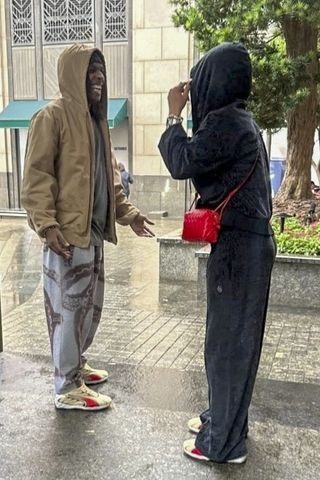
[21,44,139,247]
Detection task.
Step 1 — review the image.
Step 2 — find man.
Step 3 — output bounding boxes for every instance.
[21,44,154,411]
[118,162,133,198]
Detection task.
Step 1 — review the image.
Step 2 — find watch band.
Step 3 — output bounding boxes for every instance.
[166,115,183,128]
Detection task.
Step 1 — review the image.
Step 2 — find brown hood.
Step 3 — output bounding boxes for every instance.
[57,44,107,116]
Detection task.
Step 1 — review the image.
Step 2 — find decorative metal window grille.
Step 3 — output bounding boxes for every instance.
[42,0,94,44]
[104,0,127,41]
[10,0,34,45]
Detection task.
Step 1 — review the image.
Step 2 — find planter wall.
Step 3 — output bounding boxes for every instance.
[158,233,320,308]
[157,232,206,282]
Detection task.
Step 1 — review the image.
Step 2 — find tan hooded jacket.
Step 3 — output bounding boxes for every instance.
[21,44,139,248]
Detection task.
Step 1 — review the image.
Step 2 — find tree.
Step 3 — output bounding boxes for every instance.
[170,0,320,201]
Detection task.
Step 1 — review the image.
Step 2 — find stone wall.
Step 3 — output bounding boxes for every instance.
[0,0,194,215]
[0,0,10,179]
[158,236,320,308]
[0,172,12,208]
[130,175,186,216]
[198,252,320,309]
[132,0,193,215]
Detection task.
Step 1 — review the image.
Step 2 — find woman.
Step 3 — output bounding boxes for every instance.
[158,43,276,464]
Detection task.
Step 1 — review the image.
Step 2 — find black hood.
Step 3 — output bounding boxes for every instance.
[190,43,252,133]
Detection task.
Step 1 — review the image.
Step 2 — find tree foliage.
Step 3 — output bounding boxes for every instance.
[170,0,320,130]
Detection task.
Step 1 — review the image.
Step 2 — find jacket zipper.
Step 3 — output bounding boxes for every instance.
[86,113,96,240]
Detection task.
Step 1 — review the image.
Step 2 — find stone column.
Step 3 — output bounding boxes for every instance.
[0,0,12,208]
[131,0,193,215]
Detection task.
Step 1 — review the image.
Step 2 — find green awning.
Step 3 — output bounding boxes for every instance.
[0,98,128,129]
[0,101,49,128]
[107,98,128,128]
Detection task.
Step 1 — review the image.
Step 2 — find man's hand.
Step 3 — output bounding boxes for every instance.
[168,81,191,117]
[130,214,155,237]
[45,227,72,259]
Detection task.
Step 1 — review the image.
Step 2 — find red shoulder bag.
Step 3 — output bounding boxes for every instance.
[182,156,259,244]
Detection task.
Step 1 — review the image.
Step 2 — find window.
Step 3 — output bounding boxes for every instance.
[42,0,94,44]
[11,0,34,46]
[104,0,127,42]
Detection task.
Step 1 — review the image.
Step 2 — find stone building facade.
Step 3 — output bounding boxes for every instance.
[0,0,194,215]
[131,0,193,215]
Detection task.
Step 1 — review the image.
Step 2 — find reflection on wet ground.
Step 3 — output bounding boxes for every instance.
[0,218,319,480]
[0,218,195,315]
[1,217,319,383]
[0,352,319,480]
[0,223,42,314]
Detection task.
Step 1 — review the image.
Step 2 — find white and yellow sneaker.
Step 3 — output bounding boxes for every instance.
[55,384,112,411]
[183,438,247,464]
[80,363,109,385]
[188,417,202,434]
[188,417,249,438]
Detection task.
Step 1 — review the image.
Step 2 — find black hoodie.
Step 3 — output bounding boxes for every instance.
[158,42,273,235]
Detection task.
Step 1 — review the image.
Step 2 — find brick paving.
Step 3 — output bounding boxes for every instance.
[0,217,319,385]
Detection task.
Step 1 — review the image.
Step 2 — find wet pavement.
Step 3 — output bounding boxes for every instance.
[0,218,319,479]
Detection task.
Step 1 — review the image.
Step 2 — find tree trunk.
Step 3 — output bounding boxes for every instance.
[276,18,318,201]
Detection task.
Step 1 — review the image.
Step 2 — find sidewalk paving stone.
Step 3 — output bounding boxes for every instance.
[1,352,319,480]
[0,217,319,384]
[0,218,319,479]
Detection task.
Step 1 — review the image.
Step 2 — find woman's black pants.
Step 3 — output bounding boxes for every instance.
[195,228,276,462]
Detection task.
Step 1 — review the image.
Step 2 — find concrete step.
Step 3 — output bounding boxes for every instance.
[148,210,168,219]
[0,209,26,218]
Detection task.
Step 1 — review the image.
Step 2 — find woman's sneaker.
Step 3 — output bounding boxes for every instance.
[55,384,112,411]
[188,416,249,438]
[80,362,109,385]
[183,439,247,464]
[188,417,202,434]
